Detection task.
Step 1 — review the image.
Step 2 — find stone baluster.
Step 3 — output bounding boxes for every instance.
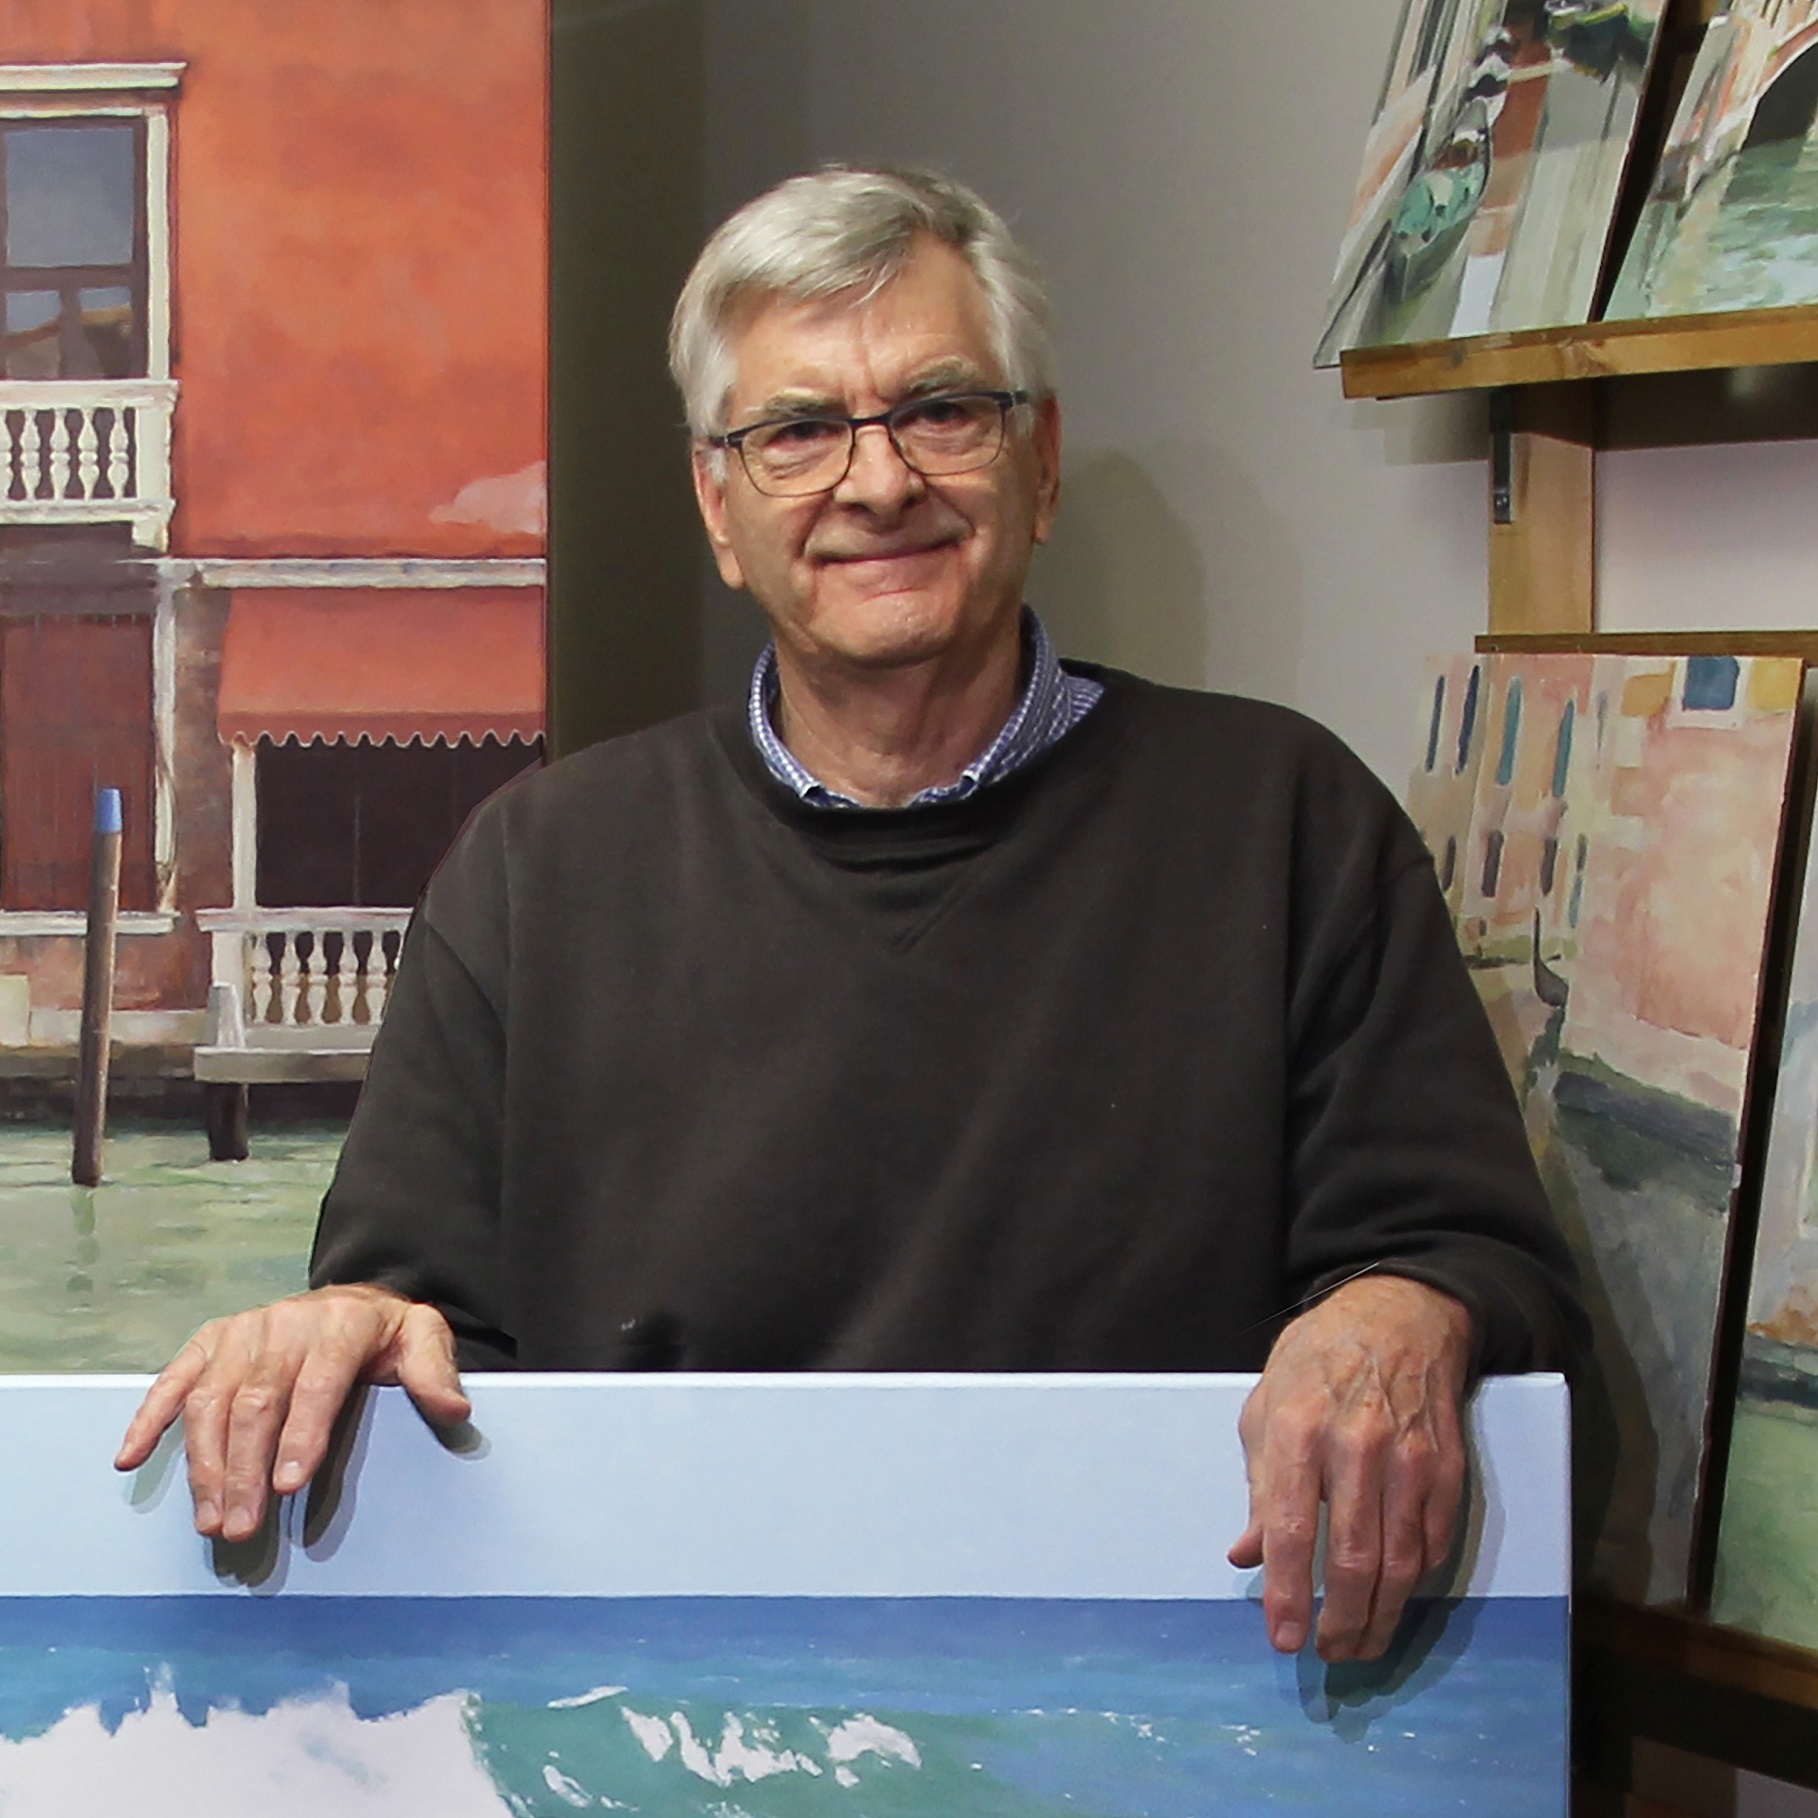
[335,931,359,1027]
[360,930,390,1023]
[19,410,42,501]
[2,412,17,501]
[277,931,303,1027]
[249,934,274,1026]
[75,408,100,500]
[45,410,73,500]
[304,933,329,1027]
[104,409,131,500]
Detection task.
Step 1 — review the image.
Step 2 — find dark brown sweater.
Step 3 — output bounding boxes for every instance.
[311,668,1585,1376]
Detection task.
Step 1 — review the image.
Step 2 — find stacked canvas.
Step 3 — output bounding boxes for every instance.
[1319,0,1667,364]
[1716,820,1818,1649]
[1408,652,1802,1604]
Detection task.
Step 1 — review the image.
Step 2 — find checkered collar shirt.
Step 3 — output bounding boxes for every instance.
[746,610,1104,810]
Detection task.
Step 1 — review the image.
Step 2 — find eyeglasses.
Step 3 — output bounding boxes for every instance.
[707,389,1031,497]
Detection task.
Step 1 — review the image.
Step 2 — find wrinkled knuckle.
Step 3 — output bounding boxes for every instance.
[232,1383,285,1422]
[1380,1548,1425,1591]
[1325,1543,1378,1580]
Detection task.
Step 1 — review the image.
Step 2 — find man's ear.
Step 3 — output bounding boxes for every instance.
[691,446,748,590]
[1030,395,1062,546]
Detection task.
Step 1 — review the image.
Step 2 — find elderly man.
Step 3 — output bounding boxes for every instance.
[119,166,1581,1665]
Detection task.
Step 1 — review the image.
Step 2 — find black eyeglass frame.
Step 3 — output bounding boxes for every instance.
[705,388,1033,496]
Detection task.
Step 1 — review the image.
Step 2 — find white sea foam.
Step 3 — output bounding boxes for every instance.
[667,1710,821,1787]
[547,1684,628,1709]
[542,1761,592,1807]
[0,1684,511,1817]
[621,1706,674,1761]
[823,1713,921,1788]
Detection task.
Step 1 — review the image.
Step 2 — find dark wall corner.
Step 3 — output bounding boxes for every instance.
[549,0,707,759]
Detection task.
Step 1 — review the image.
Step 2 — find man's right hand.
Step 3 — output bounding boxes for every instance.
[113,1284,471,1542]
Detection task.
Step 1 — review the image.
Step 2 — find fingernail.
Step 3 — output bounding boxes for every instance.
[1274,1621,1307,1653]
[193,1501,217,1532]
[274,1460,302,1493]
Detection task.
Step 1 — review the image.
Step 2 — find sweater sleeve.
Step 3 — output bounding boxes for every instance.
[308,835,517,1369]
[1280,770,1589,1379]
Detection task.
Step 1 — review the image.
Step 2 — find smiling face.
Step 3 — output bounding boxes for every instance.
[691,236,1061,681]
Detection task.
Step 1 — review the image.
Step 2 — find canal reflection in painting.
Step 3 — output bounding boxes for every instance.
[1610,2,1818,317]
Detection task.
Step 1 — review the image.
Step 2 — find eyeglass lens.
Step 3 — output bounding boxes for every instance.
[740,394,1009,496]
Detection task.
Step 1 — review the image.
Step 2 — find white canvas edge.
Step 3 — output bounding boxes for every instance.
[0,1372,1569,1602]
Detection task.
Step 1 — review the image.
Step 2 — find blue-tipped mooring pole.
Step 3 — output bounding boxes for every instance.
[73,788,123,1188]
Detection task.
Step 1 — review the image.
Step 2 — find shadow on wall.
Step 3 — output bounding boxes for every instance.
[1035,444,1301,707]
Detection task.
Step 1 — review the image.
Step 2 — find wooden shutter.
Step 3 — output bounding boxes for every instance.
[0,614,155,910]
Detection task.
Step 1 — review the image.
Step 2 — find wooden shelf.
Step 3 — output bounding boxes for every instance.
[1340,304,1818,401]
[1579,1600,1818,1718]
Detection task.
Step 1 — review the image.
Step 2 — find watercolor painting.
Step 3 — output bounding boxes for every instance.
[1609,3,1818,318]
[1714,803,1818,1652]
[0,1374,1572,1817]
[1407,652,1802,1605]
[0,0,547,1366]
[1317,0,1666,365]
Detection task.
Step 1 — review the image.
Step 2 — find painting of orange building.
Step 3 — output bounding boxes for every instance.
[1407,652,1800,1606]
[0,0,547,1147]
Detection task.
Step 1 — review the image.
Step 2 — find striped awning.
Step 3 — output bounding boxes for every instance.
[217,588,544,745]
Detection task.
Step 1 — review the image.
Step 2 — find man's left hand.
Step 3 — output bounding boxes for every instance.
[1227,1274,1472,1663]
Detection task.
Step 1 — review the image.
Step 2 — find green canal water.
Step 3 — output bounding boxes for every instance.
[0,1120,338,1373]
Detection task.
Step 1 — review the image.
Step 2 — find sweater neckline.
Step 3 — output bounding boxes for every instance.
[708,662,1143,852]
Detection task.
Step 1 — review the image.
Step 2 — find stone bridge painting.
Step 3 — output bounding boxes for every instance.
[1407,651,1802,1606]
[0,0,548,1372]
[1611,0,1818,317]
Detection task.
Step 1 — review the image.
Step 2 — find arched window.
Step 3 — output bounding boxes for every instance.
[1425,673,1446,772]
[1456,666,1481,774]
[1496,677,1523,787]
[1551,700,1574,798]
[1440,835,1457,892]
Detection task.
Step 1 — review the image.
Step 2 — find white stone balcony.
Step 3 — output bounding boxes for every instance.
[193,908,412,1083]
[0,379,178,551]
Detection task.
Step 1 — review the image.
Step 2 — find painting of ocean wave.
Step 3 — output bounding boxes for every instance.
[0,1595,1565,1817]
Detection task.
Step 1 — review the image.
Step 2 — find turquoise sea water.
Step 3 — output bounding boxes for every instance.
[0,1597,1568,1816]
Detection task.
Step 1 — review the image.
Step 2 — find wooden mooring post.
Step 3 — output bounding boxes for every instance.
[72,788,122,1189]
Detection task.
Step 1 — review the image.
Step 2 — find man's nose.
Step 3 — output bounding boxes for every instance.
[835,421,923,509]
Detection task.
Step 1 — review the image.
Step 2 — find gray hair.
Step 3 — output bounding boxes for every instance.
[669,164,1057,440]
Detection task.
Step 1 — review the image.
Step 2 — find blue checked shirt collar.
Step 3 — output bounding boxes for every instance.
[746,610,1103,810]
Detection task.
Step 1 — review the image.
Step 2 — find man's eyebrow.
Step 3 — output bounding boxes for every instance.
[739,363,996,425]
[742,389,842,424]
[898,361,992,398]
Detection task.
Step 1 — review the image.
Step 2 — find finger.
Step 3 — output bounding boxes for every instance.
[1422,1420,1468,1573]
[219,1365,296,1543]
[270,1347,375,1496]
[1315,1426,1387,1664]
[181,1367,237,1538]
[1355,1462,1430,1661]
[1257,1435,1323,1655]
[115,1336,212,1470]
[393,1306,471,1426]
[1226,1521,1263,1570]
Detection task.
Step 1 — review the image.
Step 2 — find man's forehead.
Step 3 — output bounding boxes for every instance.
[722,243,999,408]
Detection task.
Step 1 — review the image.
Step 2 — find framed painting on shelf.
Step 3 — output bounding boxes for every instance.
[1407,650,1803,1606]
